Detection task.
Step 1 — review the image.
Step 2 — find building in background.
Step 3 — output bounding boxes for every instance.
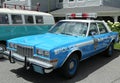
[3,0,120,22]
[3,0,63,12]
[3,0,30,10]
[0,0,5,7]
[51,0,120,22]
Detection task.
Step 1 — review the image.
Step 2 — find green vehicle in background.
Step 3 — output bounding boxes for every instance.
[0,8,55,58]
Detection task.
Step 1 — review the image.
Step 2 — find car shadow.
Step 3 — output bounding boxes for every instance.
[0,57,8,62]
[10,50,120,83]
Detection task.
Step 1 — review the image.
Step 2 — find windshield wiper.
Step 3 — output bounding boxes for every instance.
[61,32,73,36]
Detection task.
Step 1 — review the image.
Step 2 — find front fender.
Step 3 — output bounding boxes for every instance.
[60,47,82,67]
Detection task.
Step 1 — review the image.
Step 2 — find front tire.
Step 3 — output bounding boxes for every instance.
[61,54,79,79]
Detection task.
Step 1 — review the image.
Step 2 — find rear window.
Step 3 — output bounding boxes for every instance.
[0,14,9,24]
[35,16,43,24]
[11,15,23,24]
[97,23,108,34]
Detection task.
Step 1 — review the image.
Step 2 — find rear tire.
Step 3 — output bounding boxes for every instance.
[61,54,79,79]
[105,42,114,57]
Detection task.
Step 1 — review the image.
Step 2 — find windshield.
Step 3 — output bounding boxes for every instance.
[49,21,88,36]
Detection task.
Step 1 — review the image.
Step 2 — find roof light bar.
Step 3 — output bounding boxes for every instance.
[66,13,97,19]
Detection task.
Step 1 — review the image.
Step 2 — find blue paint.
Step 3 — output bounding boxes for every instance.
[7,20,119,75]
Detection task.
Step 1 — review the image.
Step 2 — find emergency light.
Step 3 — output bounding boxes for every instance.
[66,13,97,19]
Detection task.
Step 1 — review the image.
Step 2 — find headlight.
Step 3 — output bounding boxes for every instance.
[37,49,43,55]
[9,43,17,49]
[37,49,50,57]
[44,51,50,56]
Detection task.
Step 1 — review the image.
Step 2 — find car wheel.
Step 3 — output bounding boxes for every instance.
[61,54,79,79]
[0,44,6,58]
[105,42,114,57]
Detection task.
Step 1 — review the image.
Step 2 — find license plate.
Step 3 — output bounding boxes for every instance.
[33,65,44,74]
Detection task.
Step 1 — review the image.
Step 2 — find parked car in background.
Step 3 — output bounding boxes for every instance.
[6,19,119,78]
[0,8,55,58]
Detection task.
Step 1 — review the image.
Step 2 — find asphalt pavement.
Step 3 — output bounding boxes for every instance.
[0,50,120,83]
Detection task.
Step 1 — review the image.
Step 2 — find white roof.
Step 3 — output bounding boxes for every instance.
[60,19,111,32]
[0,8,52,16]
[60,19,104,23]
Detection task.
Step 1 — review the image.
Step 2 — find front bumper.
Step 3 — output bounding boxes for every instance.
[4,51,54,74]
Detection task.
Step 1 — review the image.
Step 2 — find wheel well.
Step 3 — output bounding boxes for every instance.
[0,41,6,45]
[112,39,115,43]
[61,50,82,68]
[70,50,82,60]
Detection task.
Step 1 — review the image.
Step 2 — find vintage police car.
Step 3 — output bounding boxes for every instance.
[6,19,119,78]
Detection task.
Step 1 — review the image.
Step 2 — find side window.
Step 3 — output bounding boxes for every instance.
[11,15,23,24]
[0,14,9,24]
[35,16,43,24]
[25,15,34,24]
[59,0,63,3]
[78,0,84,2]
[69,0,74,2]
[97,23,108,34]
[89,23,99,36]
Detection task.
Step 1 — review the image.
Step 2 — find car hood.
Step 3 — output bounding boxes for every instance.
[8,33,85,51]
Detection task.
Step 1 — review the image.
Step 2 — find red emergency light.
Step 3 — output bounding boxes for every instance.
[82,13,88,19]
[67,13,97,19]
[71,13,76,18]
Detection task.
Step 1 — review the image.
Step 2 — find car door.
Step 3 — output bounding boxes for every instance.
[83,22,100,58]
[96,22,111,50]
[89,23,100,53]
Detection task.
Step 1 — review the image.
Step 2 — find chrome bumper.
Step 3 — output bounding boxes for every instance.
[4,51,54,73]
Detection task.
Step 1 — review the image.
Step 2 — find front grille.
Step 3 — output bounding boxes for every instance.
[17,45,33,57]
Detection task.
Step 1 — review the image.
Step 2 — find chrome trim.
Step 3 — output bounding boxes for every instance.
[12,53,25,61]
[28,58,52,69]
[10,52,53,69]
[17,45,33,57]
[2,51,9,59]
[60,40,94,67]
[75,40,93,47]
[3,51,9,55]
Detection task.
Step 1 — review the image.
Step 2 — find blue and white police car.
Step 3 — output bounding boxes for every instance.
[6,18,119,78]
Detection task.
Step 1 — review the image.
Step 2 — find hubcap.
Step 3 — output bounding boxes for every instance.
[69,61,74,69]
[69,59,77,75]
[109,45,112,55]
